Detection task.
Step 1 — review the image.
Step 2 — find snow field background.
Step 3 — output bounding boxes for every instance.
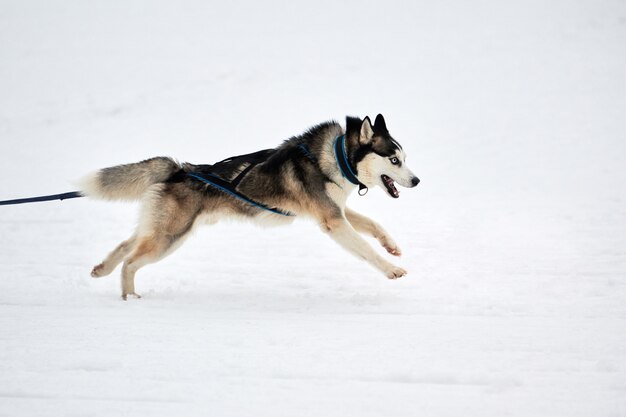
[1,1,625,416]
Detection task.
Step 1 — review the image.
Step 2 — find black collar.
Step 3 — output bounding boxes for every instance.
[333,135,368,195]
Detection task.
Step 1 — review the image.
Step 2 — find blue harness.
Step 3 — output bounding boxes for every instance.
[186,135,368,216]
[187,171,294,217]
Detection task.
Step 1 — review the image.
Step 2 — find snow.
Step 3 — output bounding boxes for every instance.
[1,0,626,416]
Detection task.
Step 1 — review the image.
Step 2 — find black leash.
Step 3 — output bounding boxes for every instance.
[0,191,83,206]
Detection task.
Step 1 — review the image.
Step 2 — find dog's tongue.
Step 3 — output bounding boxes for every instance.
[389,182,399,197]
[384,175,399,198]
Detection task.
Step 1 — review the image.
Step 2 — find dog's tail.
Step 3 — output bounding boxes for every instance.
[78,157,181,201]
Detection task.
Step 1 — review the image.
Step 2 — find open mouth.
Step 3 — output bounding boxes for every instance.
[381,175,399,198]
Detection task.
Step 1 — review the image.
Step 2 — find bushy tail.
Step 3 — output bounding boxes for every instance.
[79,157,180,201]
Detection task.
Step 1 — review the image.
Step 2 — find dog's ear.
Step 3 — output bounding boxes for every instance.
[359,116,374,144]
[374,114,387,133]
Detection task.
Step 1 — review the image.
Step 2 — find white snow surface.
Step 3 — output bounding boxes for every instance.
[1,1,626,416]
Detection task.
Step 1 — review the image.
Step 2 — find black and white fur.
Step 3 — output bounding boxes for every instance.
[81,114,419,299]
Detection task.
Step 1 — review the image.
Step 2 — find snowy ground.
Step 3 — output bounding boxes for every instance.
[1,1,626,416]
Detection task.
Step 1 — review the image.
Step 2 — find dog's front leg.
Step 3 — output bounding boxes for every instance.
[345,207,401,256]
[320,216,406,279]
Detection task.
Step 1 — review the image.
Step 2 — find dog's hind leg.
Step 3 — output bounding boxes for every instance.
[91,235,137,278]
[120,225,197,300]
[118,186,202,300]
[120,235,165,300]
[345,207,401,256]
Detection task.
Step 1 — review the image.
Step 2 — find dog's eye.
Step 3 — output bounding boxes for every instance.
[390,157,399,165]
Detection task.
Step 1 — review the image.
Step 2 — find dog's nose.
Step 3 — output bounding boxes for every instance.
[411,177,420,187]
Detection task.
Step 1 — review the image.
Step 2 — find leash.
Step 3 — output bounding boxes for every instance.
[0,191,83,206]
[334,135,368,195]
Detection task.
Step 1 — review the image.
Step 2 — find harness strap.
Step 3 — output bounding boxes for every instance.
[297,143,318,163]
[187,172,293,217]
[230,162,256,188]
[333,135,368,195]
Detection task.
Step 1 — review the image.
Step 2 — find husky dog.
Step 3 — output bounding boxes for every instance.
[81,114,419,299]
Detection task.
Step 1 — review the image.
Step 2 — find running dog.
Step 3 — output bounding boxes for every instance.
[81,114,420,299]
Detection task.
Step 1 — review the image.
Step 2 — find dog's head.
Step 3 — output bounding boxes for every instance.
[346,114,419,198]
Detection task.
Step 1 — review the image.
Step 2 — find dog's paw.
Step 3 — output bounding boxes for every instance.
[91,264,106,278]
[121,293,142,301]
[380,236,402,257]
[385,265,407,279]
[384,243,402,257]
